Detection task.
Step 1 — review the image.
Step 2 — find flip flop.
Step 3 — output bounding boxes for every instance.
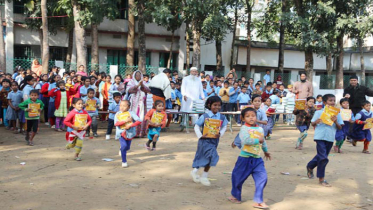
[319,180,332,187]
[253,203,269,209]
[144,144,151,151]
[227,197,241,204]
[29,142,34,146]
[307,167,314,179]
[75,157,82,161]
[362,150,371,154]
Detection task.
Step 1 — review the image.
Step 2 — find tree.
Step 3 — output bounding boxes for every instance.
[71,0,86,68]
[137,0,146,73]
[244,0,254,75]
[126,0,135,66]
[41,0,48,74]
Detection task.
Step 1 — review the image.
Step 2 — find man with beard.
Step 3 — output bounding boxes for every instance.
[344,75,373,115]
[293,72,313,100]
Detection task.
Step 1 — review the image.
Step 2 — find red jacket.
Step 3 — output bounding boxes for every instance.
[63,109,92,129]
[49,88,76,110]
[40,83,50,98]
[261,91,272,102]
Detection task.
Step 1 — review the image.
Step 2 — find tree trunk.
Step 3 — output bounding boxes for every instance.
[72,0,87,68]
[278,0,287,73]
[359,37,365,85]
[39,29,43,58]
[245,0,252,75]
[0,8,6,71]
[167,31,174,69]
[41,0,49,74]
[326,52,332,76]
[126,0,135,66]
[216,40,222,72]
[335,33,344,89]
[186,23,190,70]
[137,0,146,74]
[66,29,73,68]
[304,49,313,83]
[230,1,238,69]
[192,25,201,69]
[91,24,99,71]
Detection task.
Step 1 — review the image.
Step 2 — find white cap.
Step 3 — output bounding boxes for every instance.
[190,67,198,71]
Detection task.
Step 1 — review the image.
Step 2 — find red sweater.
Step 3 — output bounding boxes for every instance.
[145,109,167,128]
[63,109,92,129]
[48,88,77,110]
[40,83,50,97]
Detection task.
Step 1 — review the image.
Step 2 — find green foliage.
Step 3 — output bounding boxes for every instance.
[150,0,183,33]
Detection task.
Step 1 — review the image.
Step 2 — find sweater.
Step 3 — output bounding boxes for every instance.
[18,98,45,120]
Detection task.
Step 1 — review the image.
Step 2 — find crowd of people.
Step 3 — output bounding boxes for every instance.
[1,63,373,209]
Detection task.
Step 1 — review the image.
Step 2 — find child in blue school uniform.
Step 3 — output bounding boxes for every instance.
[173,82,183,123]
[351,100,372,154]
[293,96,316,150]
[190,96,228,187]
[6,81,25,133]
[236,86,251,126]
[307,94,343,187]
[83,88,101,137]
[262,98,275,140]
[251,94,268,132]
[334,98,355,153]
[228,107,271,209]
[106,92,121,140]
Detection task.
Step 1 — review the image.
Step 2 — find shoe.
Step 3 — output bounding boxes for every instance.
[106,135,110,140]
[200,177,211,186]
[119,150,121,156]
[86,133,90,137]
[93,133,98,137]
[333,145,338,153]
[237,123,241,127]
[45,122,50,126]
[190,170,200,183]
[122,162,128,168]
[51,125,55,129]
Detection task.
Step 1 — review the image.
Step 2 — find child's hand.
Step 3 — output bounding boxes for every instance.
[82,125,90,131]
[126,117,132,123]
[201,134,208,139]
[259,137,264,144]
[364,121,367,124]
[215,133,221,138]
[349,119,355,123]
[331,115,337,122]
[231,141,236,148]
[124,124,132,130]
[315,119,322,124]
[264,152,271,161]
[38,109,42,112]
[26,108,32,112]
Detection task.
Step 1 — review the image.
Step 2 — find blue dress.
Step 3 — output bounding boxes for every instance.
[335,110,355,141]
[351,110,372,141]
[192,112,227,168]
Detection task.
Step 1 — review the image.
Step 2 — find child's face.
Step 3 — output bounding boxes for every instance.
[363,103,371,112]
[106,77,111,83]
[28,79,35,86]
[143,76,149,82]
[79,66,84,71]
[90,78,96,84]
[84,79,90,87]
[252,97,261,109]
[115,77,121,84]
[266,86,271,91]
[317,97,322,102]
[341,101,349,109]
[114,96,121,104]
[156,103,164,112]
[59,84,65,90]
[74,100,84,111]
[202,83,207,88]
[70,72,76,77]
[224,83,229,88]
[217,81,221,86]
[243,111,257,125]
[67,79,72,84]
[242,88,247,93]
[210,101,221,113]
[238,81,242,86]
[279,86,284,91]
[176,84,180,89]
[307,99,315,108]
[11,83,18,91]
[120,101,130,112]
[42,75,48,82]
[77,75,82,82]
[2,81,10,88]
[30,92,38,101]
[255,85,260,90]
[73,77,77,83]
[233,83,238,89]
[265,99,271,106]
[325,97,336,107]
[209,82,214,88]
[272,84,277,89]
[171,83,175,89]
[288,87,293,93]
[56,75,61,81]
[87,91,94,98]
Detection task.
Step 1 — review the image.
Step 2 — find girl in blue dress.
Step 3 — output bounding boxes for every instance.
[262,98,274,139]
[190,96,228,186]
[334,98,355,153]
[252,94,268,134]
[351,100,372,154]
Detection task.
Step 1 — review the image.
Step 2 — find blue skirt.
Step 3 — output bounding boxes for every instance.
[148,127,161,140]
[297,124,309,133]
[48,101,56,118]
[192,138,219,168]
[335,121,350,141]
[262,117,274,136]
[5,107,25,122]
[351,123,372,141]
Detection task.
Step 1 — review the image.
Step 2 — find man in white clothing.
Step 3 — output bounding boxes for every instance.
[180,67,205,130]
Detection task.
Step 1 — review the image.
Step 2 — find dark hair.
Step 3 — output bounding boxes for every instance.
[201,76,205,79]
[87,88,95,94]
[361,100,371,107]
[258,80,262,83]
[70,70,76,74]
[299,71,306,76]
[241,107,257,118]
[11,81,18,87]
[113,92,121,98]
[175,82,181,86]
[266,69,270,72]
[82,76,90,82]
[267,82,272,86]
[252,94,261,101]
[153,100,165,109]
[201,81,206,85]
[255,83,260,87]
[241,86,247,89]
[224,81,229,85]
[170,81,176,84]
[143,74,149,78]
[49,74,56,83]
[114,75,124,82]
[57,81,65,87]
[249,78,254,80]
[340,98,349,105]
[201,71,205,74]
[20,75,34,90]
[30,89,39,95]
[69,97,83,111]
[273,90,279,95]
[244,81,249,85]
[279,84,285,87]
[89,75,97,80]
[316,94,323,99]
[106,75,112,79]
[307,96,316,102]
[163,68,171,74]
[205,96,222,110]
[322,94,335,102]
[265,98,272,102]
[150,72,155,75]
[1,78,10,85]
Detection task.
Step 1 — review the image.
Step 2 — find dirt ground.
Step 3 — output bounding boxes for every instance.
[0,122,373,210]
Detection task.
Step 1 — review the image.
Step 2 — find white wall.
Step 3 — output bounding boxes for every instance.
[150,52,159,67]
[14,27,69,47]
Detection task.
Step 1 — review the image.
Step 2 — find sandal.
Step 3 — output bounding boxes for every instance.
[144,143,151,151]
[253,203,269,209]
[362,150,371,154]
[227,196,241,204]
[75,157,82,161]
[307,167,314,179]
[29,141,34,146]
[352,140,357,146]
[319,180,332,187]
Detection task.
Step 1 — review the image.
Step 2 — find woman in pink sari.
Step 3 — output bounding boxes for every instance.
[126,70,150,137]
[31,59,42,76]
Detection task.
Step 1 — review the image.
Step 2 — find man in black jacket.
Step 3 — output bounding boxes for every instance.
[343,75,373,115]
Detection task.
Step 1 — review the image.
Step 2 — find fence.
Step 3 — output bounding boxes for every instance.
[319,74,362,89]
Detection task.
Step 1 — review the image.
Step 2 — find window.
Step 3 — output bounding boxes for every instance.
[159,52,178,69]
[14,0,26,14]
[14,45,34,58]
[118,0,128,19]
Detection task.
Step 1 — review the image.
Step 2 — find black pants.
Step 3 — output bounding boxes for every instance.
[106,118,115,135]
[228,103,239,123]
[27,120,39,133]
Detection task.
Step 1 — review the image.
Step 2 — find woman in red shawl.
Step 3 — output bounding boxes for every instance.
[276,75,283,89]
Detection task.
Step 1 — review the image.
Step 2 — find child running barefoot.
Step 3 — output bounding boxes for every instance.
[334,98,355,153]
[18,90,44,146]
[293,96,316,150]
[307,94,343,187]
[63,98,92,161]
[262,98,274,140]
[351,100,372,154]
[114,100,141,168]
[144,100,167,151]
[228,107,271,209]
[251,94,268,132]
[190,96,228,186]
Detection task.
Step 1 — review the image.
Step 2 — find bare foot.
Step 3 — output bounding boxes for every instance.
[227,196,241,204]
[253,202,269,209]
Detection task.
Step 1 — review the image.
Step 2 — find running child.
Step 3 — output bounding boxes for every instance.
[144,100,167,151]
[63,98,92,161]
[293,96,316,150]
[228,107,271,208]
[0,79,11,128]
[106,92,121,140]
[190,96,228,186]
[83,88,100,137]
[251,94,268,129]
[307,94,343,187]
[114,100,141,168]
[6,82,24,134]
[262,98,275,140]
[18,90,44,146]
[351,100,372,154]
[334,98,355,153]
